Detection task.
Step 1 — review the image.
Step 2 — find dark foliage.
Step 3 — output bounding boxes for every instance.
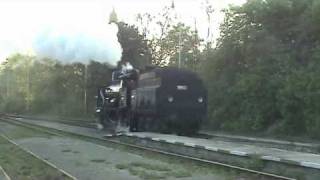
[202,0,320,137]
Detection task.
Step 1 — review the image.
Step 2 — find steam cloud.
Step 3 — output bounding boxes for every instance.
[0,2,122,66]
[33,23,122,66]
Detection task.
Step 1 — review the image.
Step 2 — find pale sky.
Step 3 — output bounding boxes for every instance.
[0,0,246,64]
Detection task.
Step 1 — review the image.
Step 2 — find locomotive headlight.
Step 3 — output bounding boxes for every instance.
[197,97,204,103]
[168,96,174,103]
[110,98,116,103]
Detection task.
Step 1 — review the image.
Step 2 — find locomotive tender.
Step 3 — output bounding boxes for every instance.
[96,65,207,134]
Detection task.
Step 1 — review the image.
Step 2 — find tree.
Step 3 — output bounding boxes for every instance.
[166,23,202,71]
[202,0,320,136]
[0,54,113,117]
[135,5,203,69]
[135,5,177,66]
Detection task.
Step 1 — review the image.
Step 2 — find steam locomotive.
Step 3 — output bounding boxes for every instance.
[95,64,207,134]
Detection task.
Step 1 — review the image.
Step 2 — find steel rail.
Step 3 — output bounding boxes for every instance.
[0,116,295,180]
[0,165,11,180]
[1,113,95,129]
[0,127,77,180]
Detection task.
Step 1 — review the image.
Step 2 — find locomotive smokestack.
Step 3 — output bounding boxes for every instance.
[121,62,134,73]
[118,62,138,80]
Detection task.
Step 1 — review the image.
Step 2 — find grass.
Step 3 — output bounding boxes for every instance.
[167,170,192,178]
[0,121,51,140]
[115,161,192,180]
[75,161,84,167]
[90,159,106,163]
[131,162,171,172]
[61,149,72,153]
[0,135,72,180]
[115,163,128,169]
[129,168,167,180]
[246,155,265,171]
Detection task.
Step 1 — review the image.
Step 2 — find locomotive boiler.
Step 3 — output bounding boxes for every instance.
[96,65,207,134]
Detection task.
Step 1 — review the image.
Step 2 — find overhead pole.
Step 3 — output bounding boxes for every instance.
[84,64,88,115]
[178,29,182,69]
[193,18,197,71]
[172,0,182,69]
[26,56,30,112]
[6,62,9,98]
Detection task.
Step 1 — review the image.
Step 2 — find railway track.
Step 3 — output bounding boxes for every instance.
[15,114,320,166]
[1,114,96,129]
[0,132,77,180]
[0,165,11,180]
[4,113,318,155]
[0,114,294,180]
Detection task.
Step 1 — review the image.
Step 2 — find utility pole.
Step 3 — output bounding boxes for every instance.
[4,58,9,99]
[178,29,182,68]
[26,57,31,112]
[84,64,88,115]
[193,18,199,71]
[6,68,9,98]
[171,0,182,68]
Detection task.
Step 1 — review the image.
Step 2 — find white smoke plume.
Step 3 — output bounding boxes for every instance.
[33,23,122,66]
[0,1,122,66]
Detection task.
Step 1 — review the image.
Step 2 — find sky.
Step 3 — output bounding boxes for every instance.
[0,0,246,64]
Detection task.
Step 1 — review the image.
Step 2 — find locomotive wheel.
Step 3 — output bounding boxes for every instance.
[97,113,105,130]
[129,117,135,132]
[146,117,157,132]
[104,113,117,126]
[157,118,171,134]
[144,117,154,131]
[176,128,196,136]
[129,113,139,132]
[138,116,150,132]
[101,113,110,128]
[177,121,199,135]
[119,109,130,127]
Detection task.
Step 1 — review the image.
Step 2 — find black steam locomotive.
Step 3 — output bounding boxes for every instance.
[96,65,207,134]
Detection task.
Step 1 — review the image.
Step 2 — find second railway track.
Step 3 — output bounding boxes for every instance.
[0,131,76,180]
[4,113,319,155]
[0,115,296,180]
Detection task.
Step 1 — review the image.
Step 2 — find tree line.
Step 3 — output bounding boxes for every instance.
[1,0,320,138]
[203,0,320,137]
[0,56,112,117]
